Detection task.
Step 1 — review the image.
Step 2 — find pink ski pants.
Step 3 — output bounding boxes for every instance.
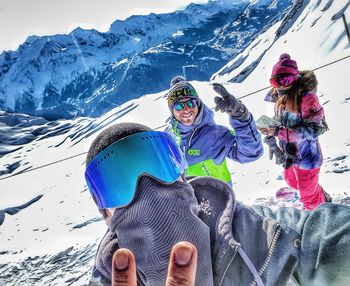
[284,165,325,210]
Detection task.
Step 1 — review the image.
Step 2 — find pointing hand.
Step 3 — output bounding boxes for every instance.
[212,83,250,121]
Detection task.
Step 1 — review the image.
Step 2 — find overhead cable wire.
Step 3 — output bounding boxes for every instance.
[1,54,350,181]
[238,54,350,99]
[0,152,87,181]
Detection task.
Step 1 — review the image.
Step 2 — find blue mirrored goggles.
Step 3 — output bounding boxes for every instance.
[85,131,187,209]
[173,99,198,111]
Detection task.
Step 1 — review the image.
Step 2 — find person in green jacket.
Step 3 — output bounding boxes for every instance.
[166,76,263,185]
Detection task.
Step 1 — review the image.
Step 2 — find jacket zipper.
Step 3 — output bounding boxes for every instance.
[188,128,197,148]
[251,225,282,286]
[188,128,210,175]
[200,161,211,176]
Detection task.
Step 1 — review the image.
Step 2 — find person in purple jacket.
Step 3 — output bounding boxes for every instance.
[259,53,330,210]
[166,76,263,185]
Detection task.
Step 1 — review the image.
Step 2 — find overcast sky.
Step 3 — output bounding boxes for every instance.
[0,0,208,52]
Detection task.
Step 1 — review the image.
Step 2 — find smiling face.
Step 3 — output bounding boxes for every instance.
[172,98,199,126]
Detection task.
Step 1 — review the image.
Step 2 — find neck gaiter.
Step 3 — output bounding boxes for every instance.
[108,175,213,286]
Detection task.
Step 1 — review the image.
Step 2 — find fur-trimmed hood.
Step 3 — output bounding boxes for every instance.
[297,70,318,94]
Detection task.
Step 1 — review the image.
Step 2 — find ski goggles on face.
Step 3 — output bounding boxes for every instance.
[270,74,298,88]
[173,99,198,111]
[85,131,187,209]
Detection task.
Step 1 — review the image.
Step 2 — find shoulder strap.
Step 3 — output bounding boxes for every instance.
[238,248,265,286]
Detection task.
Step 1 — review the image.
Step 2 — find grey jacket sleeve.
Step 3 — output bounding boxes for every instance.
[253,203,350,285]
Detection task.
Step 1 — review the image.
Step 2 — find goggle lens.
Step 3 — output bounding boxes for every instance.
[270,74,297,88]
[85,131,187,209]
[173,99,198,111]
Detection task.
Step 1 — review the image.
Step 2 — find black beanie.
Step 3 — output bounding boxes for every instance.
[86,123,151,168]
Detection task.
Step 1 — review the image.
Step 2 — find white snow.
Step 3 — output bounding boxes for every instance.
[0,0,350,284]
[172,30,184,37]
[111,58,128,69]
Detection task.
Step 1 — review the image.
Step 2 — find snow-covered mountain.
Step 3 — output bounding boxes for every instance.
[0,0,295,120]
[0,0,350,285]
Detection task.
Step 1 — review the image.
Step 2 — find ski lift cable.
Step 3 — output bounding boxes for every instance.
[0,152,88,181]
[238,54,350,100]
[1,54,350,182]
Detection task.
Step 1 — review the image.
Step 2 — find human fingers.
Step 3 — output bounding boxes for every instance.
[259,128,268,135]
[112,248,137,286]
[267,128,276,136]
[166,242,198,286]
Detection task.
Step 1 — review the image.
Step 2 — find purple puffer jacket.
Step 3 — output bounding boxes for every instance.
[265,71,327,170]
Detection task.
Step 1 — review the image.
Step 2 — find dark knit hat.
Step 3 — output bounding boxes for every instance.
[167,76,199,107]
[86,123,151,168]
[271,53,299,77]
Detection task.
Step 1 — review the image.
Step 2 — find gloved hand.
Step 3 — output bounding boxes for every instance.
[264,136,286,165]
[283,142,299,169]
[212,83,250,121]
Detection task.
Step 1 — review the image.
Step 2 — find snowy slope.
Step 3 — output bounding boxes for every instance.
[0,0,350,285]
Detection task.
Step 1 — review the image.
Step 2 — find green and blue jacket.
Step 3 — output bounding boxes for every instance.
[168,103,263,184]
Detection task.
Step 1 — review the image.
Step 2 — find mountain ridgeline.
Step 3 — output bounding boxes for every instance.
[0,0,295,120]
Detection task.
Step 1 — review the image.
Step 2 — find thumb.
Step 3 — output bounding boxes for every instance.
[166,242,197,286]
[214,96,222,105]
[214,96,225,112]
